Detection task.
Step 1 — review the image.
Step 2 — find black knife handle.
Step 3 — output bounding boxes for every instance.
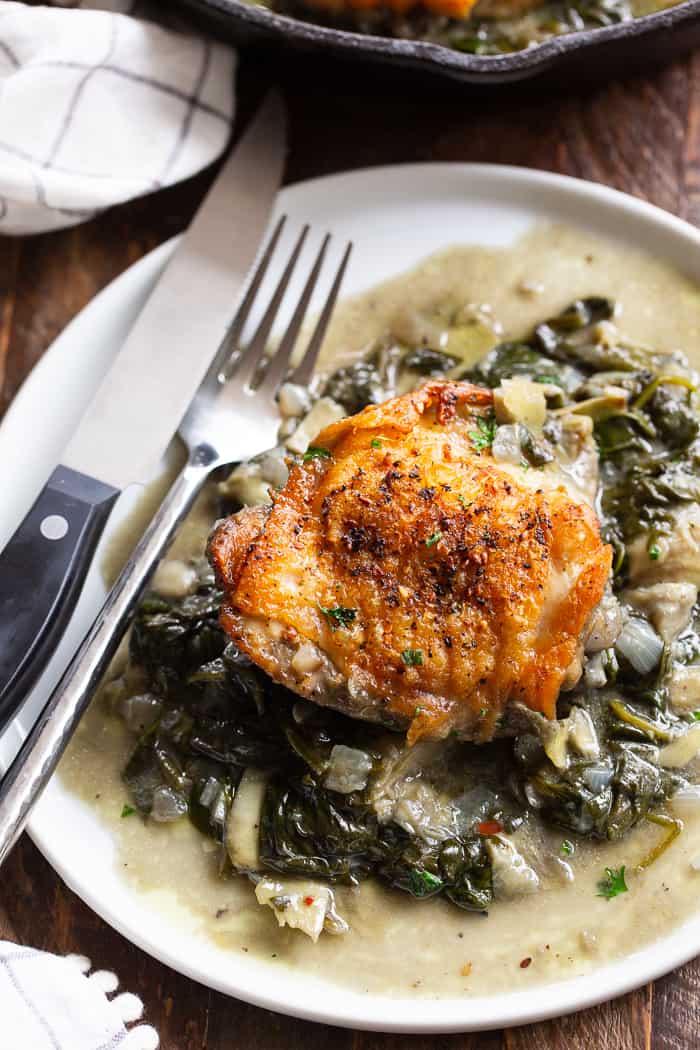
[0,464,119,733]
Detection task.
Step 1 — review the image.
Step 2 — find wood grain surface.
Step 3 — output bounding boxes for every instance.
[1,45,699,1050]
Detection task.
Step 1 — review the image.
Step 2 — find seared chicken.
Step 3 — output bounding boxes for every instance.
[209,381,612,744]
[299,0,541,21]
[303,0,482,21]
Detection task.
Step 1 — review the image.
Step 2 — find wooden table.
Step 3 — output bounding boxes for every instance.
[0,46,699,1050]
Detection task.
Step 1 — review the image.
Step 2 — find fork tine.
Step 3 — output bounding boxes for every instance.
[233,224,310,389]
[289,241,352,387]
[255,233,331,396]
[210,214,286,382]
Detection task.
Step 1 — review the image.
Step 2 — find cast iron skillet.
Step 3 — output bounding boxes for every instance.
[179,0,700,83]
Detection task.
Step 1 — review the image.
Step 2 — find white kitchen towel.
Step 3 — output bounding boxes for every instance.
[0,940,159,1050]
[0,1,236,235]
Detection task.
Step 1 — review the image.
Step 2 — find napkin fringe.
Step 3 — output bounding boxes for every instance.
[66,952,160,1049]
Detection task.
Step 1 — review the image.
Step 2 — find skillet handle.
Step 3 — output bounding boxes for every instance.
[0,465,119,732]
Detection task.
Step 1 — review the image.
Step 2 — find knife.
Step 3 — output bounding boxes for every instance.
[0,91,286,732]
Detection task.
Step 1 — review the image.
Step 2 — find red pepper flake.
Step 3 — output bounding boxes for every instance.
[303,896,315,906]
[477,820,503,836]
[520,957,532,969]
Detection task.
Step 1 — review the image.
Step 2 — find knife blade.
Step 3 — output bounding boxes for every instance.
[0,91,286,730]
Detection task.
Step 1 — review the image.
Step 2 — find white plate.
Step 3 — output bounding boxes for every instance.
[2,165,700,1032]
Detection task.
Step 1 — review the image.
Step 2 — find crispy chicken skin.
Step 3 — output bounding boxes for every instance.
[299,0,541,23]
[209,381,612,744]
[304,0,482,20]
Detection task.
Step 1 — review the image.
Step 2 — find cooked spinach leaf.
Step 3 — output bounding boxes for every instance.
[117,293,699,918]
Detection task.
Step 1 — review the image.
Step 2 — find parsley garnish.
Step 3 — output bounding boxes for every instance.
[561,839,574,856]
[648,543,661,561]
[303,446,331,462]
[409,869,442,897]
[401,649,423,666]
[371,438,382,449]
[318,604,357,629]
[426,531,442,547]
[469,414,497,453]
[121,804,136,819]
[597,865,628,900]
[457,494,471,509]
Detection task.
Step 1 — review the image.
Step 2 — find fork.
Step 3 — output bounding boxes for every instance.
[0,218,352,865]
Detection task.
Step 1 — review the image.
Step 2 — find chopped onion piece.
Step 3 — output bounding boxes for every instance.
[614,617,663,675]
[286,397,345,455]
[119,692,162,734]
[150,786,188,823]
[278,382,311,418]
[581,763,613,793]
[259,448,289,490]
[220,461,271,507]
[152,558,198,598]
[491,424,524,466]
[324,744,373,794]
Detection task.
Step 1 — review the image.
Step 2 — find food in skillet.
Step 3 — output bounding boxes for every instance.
[208,380,611,745]
[111,293,700,942]
[305,0,483,18]
[265,0,675,56]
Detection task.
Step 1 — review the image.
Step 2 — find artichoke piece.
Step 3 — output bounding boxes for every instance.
[255,878,348,941]
[226,768,268,871]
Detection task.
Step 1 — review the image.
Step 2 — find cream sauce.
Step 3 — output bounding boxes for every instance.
[59,223,700,999]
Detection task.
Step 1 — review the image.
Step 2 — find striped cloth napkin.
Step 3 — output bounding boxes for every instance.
[0,940,159,1049]
[0,7,234,1046]
[0,1,236,234]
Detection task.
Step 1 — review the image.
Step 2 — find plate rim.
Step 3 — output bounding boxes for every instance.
[6,162,700,1032]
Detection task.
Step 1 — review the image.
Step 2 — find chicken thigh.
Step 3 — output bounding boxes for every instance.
[209,381,611,744]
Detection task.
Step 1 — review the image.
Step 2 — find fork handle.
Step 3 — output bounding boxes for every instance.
[0,447,214,867]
